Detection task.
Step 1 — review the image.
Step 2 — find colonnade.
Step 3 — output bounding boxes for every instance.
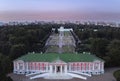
[49,64,67,74]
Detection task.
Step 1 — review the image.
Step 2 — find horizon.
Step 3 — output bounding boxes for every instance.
[0,0,120,22]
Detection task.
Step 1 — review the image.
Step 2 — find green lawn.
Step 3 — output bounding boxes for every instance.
[64,31,70,36]
[113,70,120,81]
[63,46,75,53]
[46,46,59,53]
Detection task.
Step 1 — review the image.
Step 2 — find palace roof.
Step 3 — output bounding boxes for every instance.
[15,52,104,62]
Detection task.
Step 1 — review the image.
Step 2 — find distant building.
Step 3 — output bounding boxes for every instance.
[52,26,73,32]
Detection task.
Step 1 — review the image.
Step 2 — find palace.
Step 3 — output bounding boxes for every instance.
[13,27,105,80]
[13,52,104,80]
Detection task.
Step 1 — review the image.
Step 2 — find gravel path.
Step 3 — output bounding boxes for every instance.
[8,67,120,81]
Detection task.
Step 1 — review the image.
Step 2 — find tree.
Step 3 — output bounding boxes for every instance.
[90,38,109,57]
[107,40,120,66]
[10,44,27,60]
[6,76,13,81]
[0,54,13,81]
[55,27,58,34]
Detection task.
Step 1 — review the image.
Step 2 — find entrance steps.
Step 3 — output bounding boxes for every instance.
[69,71,92,77]
[30,73,49,79]
[44,73,73,79]
[67,73,87,80]
[29,72,88,80]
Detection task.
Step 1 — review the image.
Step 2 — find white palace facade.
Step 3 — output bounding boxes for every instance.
[13,53,104,80]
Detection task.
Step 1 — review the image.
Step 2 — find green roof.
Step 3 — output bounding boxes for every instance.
[15,53,104,62]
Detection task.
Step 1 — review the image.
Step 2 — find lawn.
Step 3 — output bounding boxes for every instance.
[113,70,120,81]
[46,45,59,53]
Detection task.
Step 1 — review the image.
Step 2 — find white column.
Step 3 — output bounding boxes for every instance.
[69,64,71,71]
[26,62,28,72]
[99,63,100,71]
[55,65,56,74]
[93,63,94,71]
[50,65,52,73]
[23,62,25,71]
[102,62,104,71]
[46,64,49,72]
[60,65,62,74]
[65,65,67,73]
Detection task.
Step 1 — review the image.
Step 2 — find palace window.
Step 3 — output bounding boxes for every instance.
[90,63,93,70]
[94,63,99,70]
[86,63,89,71]
[19,63,23,70]
[81,63,84,70]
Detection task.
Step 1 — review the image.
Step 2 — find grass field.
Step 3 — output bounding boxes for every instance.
[62,46,75,53]
[46,46,59,53]
[64,31,72,37]
[113,70,120,81]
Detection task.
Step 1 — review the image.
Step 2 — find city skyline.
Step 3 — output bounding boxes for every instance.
[0,0,120,22]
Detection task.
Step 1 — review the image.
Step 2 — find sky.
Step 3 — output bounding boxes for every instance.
[0,0,120,22]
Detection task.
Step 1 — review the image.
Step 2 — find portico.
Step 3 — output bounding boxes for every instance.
[49,59,67,74]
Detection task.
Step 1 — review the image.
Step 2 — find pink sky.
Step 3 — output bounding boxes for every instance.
[0,0,120,22]
[0,11,120,22]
